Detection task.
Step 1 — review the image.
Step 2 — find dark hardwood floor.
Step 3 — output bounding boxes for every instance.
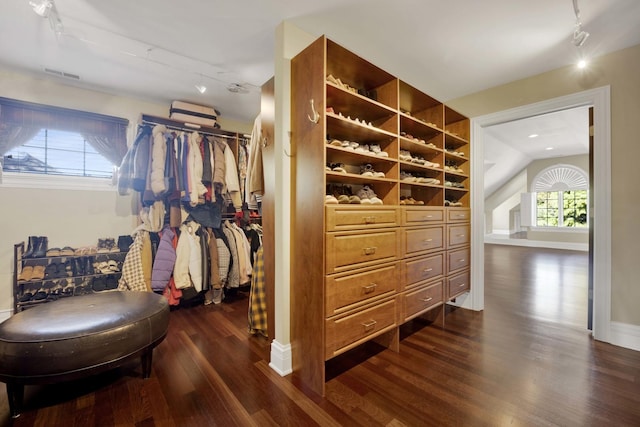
[2,244,640,426]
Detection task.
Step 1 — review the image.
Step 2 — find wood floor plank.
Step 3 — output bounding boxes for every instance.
[2,245,640,426]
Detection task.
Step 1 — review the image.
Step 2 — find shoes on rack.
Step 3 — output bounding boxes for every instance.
[330,163,347,173]
[18,266,34,281]
[325,194,339,204]
[32,237,48,258]
[369,144,388,157]
[357,185,383,205]
[23,236,38,258]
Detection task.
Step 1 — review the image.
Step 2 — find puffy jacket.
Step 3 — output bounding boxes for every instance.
[173,221,202,290]
[151,226,177,291]
[118,125,151,195]
[150,125,168,197]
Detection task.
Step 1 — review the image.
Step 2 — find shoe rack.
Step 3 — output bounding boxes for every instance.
[291,36,471,395]
[13,240,128,313]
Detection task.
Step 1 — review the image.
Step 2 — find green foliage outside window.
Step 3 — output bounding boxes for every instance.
[536,190,587,227]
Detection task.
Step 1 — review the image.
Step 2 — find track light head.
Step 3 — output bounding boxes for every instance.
[29,0,52,17]
[573,28,590,47]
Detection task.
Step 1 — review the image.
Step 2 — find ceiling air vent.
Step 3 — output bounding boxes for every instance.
[44,67,80,80]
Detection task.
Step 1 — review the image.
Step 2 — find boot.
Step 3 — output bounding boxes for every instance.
[85,256,95,275]
[23,236,38,258]
[75,257,85,276]
[32,236,48,258]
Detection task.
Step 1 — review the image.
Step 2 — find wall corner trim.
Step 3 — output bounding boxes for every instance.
[269,339,293,376]
[609,321,640,352]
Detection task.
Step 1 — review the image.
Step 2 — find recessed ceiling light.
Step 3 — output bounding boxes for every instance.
[528,134,538,138]
[195,84,207,94]
[577,59,588,69]
[545,147,554,151]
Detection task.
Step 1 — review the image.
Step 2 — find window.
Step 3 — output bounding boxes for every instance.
[536,189,588,227]
[0,97,129,185]
[4,129,114,178]
[531,165,588,228]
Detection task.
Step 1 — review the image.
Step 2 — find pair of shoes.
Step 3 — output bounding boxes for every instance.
[369,144,388,157]
[400,196,424,205]
[330,163,347,173]
[360,164,385,178]
[325,194,339,204]
[24,236,48,258]
[18,265,34,281]
[97,238,118,253]
[357,185,383,205]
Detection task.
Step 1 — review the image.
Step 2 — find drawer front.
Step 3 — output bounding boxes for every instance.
[447,270,470,299]
[447,224,470,248]
[326,229,400,273]
[447,208,470,223]
[403,253,444,288]
[402,207,444,226]
[326,206,400,231]
[401,280,443,322]
[403,226,444,257]
[326,262,399,316]
[447,247,470,273]
[325,298,396,359]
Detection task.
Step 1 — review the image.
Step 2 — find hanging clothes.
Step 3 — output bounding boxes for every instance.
[245,115,264,211]
[248,246,267,337]
[117,230,149,292]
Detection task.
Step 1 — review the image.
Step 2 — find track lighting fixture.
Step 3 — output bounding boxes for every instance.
[29,0,64,36]
[29,0,52,17]
[571,0,589,47]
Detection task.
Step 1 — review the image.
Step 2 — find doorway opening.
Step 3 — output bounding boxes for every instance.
[467,86,611,342]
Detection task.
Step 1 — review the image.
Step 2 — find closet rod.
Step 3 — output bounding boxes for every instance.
[139,113,240,139]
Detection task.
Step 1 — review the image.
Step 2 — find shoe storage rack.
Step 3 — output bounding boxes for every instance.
[291,36,471,395]
[13,241,127,313]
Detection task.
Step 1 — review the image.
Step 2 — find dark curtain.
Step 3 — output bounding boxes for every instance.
[0,97,129,165]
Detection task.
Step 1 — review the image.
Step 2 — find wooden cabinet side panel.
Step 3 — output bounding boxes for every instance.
[290,36,327,395]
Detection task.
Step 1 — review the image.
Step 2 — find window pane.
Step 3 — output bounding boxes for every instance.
[4,128,113,178]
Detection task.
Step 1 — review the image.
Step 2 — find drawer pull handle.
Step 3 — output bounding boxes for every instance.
[363,216,377,224]
[424,215,433,219]
[362,320,377,331]
[457,234,465,238]
[421,297,433,303]
[422,239,433,244]
[423,268,433,273]
[363,247,377,255]
[458,259,465,263]
[458,283,466,288]
[457,214,466,217]
[363,283,377,294]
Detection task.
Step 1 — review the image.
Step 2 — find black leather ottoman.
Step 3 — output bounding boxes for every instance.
[0,291,169,418]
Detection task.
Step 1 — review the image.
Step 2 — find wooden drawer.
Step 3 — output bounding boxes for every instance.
[403,226,444,257]
[447,270,470,300]
[446,207,470,223]
[447,224,470,248]
[403,253,444,289]
[447,247,470,273]
[325,262,399,316]
[401,207,444,226]
[325,297,397,359]
[400,280,443,322]
[326,229,400,273]
[326,206,400,231]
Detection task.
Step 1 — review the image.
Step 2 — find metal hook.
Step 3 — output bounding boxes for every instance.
[307,98,320,124]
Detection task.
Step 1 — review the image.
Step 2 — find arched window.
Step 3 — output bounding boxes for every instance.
[531,165,588,227]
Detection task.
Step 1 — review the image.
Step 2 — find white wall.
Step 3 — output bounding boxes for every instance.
[485,169,527,234]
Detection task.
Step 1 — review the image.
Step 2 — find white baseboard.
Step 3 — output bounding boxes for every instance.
[269,339,292,376]
[609,321,640,352]
[484,234,588,251]
[492,229,510,235]
[0,309,11,323]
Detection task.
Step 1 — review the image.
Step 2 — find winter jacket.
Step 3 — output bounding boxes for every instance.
[151,226,177,291]
[188,132,208,207]
[212,138,226,193]
[223,143,242,211]
[118,125,151,195]
[150,125,168,197]
[132,125,152,193]
[173,221,202,290]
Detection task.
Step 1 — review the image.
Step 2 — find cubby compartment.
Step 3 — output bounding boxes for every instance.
[399,81,443,129]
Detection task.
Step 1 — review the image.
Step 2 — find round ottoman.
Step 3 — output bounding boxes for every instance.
[0,291,169,418]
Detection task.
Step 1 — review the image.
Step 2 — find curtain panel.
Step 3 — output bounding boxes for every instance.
[0,97,129,165]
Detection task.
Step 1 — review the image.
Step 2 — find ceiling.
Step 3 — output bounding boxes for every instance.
[483,107,590,197]
[1,0,639,192]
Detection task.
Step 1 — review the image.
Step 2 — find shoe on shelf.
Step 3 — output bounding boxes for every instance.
[331,163,347,173]
[360,164,375,177]
[325,195,339,204]
[326,75,339,85]
[369,144,388,157]
[400,171,416,182]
